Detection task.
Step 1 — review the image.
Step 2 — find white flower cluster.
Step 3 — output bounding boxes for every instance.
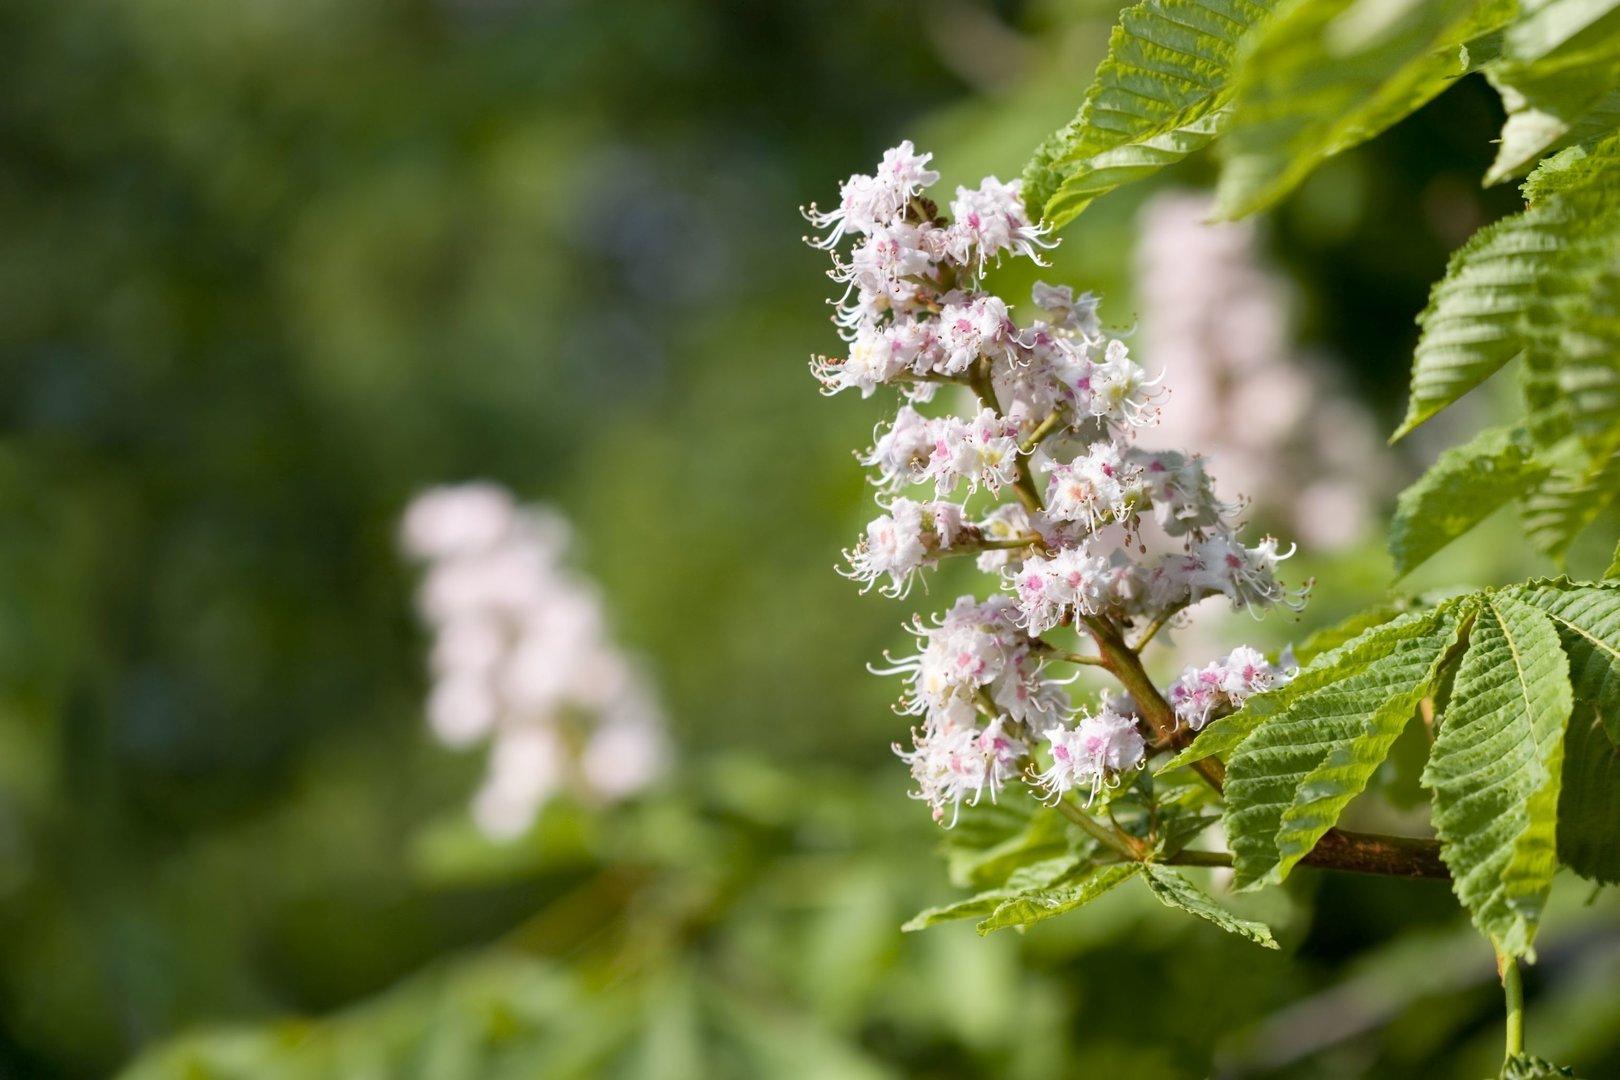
[808,145,1312,826]
[1034,701,1147,804]
[1167,645,1296,732]
[402,483,667,839]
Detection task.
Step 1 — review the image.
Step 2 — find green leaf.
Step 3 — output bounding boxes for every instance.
[1162,606,1458,773]
[1485,63,1620,184]
[1607,537,1620,577]
[1394,133,1620,442]
[1485,0,1620,180]
[975,863,1141,934]
[1141,865,1280,947]
[1293,603,1414,664]
[1521,265,1620,457]
[1505,0,1620,60]
[1214,0,1514,219]
[1554,704,1620,883]
[1520,445,1620,560]
[1224,605,1469,888]
[903,853,1086,931]
[1389,426,1551,575]
[1422,592,1572,957]
[1517,579,1620,741]
[1517,581,1620,881]
[1022,0,1273,227]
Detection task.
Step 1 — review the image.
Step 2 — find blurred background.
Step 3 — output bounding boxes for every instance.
[4,0,1620,1076]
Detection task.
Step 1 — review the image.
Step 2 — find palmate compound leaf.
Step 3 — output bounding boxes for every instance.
[1141,865,1279,947]
[1223,604,1470,889]
[1021,0,1273,228]
[1160,606,1460,774]
[1516,580,1620,882]
[1395,132,1620,442]
[1422,592,1572,957]
[1212,0,1513,219]
[1389,425,1551,577]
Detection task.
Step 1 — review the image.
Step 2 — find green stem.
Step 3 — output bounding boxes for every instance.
[1130,601,1188,652]
[1162,849,1233,868]
[1054,798,1145,861]
[973,533,1045,551]
[1501,951,1524,1061]
[1019,410,1062,453]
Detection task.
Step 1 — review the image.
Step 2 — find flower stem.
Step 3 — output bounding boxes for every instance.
[1130,601,1188,652]
[1054,798,1146,860]
[1500,951,1524,1062]
[1052,650,1107,667]
[1019,410,1062,453]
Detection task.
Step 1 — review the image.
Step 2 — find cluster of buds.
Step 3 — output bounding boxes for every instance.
[402,484,667,838]
[806,144,1308,825]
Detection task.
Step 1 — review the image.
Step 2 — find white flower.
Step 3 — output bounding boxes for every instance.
[992,650,1071,726]
[804,141,940,250]
[876,595,1066,731]
[841,498,965,597]
[991,341,1064,422]
[1129,449,1239,536]
[1010,546,1111,634]
[862,405,934,489]
[1043,440,1144,533]
[895,716,1026,825]
[920,408,1021,496]
[1034,707,1145,802]
[401,483,519,561]
[472,726,566,840]
[1168,645,1294,731]
[1031,281,1102,338]
[1193,532,1308,614]
[843,500,928,596]
[945,177,1051,270]
[840,221,940,296]
[1083,339,1162,428]
[815,321,908,397]
[938,295,1013,375]
[877,139,941,195]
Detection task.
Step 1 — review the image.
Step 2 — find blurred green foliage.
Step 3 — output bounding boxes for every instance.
[0,0,1615,1077]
